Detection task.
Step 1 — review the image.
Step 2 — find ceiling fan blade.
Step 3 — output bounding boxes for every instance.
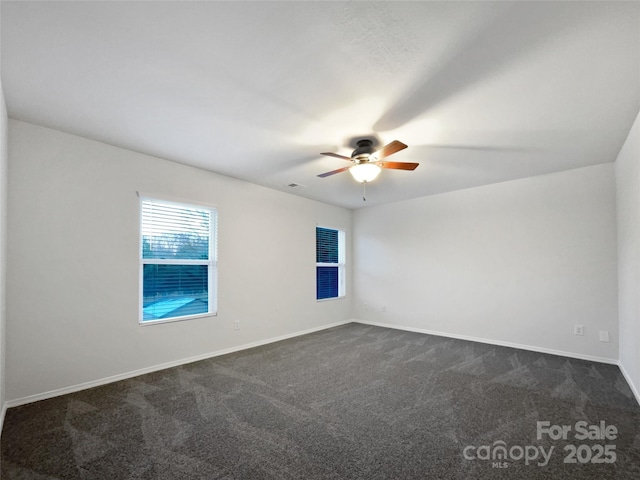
[370,140,408,160]
[377,161,419,171]
[321,152,353,161]
[317,166,351,178]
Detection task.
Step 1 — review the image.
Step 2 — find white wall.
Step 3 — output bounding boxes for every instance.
[616,110,640,401]
[6,120,352,403]
[0,0,7,427]
[4,117,631,405]
[353,164,618,362]
[0,73,7,426]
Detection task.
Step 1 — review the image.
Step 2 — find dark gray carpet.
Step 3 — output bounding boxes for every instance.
[2,323,639,479]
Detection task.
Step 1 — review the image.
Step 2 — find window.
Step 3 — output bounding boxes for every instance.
[316,226,345,300]
[140,196,217,324]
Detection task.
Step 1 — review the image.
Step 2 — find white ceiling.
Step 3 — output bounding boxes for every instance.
[2,1,639,209]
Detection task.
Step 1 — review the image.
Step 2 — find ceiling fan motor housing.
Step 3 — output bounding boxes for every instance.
[352,139,375,162]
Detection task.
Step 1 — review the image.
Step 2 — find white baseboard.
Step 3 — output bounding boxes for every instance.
[5,319,352,409]
[5,319,631,411]
[0,402,6,438]
[618,361,640,407]
[352,319,619,365]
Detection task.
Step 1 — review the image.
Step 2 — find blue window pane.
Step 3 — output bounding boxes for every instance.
[317,266,338,300]
[316,227,339,263]
[142,264,208,320]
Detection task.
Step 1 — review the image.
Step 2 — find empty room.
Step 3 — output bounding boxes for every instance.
[0,1,639,479]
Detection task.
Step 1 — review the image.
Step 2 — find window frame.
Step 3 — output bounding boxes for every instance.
[138,194,218,325]
[316,226,346,301]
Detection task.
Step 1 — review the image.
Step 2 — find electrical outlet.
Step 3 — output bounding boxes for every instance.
[363,303,368,311]
[234,320,240,330]
[599,331,610,342]
[574,325,584,336]
[381,305,386,313]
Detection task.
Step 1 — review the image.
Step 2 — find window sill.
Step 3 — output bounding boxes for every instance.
[139,312,217,326]
[317,296,346,303]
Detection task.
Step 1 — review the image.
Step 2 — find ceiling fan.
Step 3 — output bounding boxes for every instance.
[318,139,419,183]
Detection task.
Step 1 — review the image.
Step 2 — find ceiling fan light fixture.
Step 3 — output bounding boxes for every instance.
[350,162,381,183]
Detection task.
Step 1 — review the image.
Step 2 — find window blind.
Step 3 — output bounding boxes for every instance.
[142,201,211,260]
[316,227,339,264]
[317,266,339,300]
